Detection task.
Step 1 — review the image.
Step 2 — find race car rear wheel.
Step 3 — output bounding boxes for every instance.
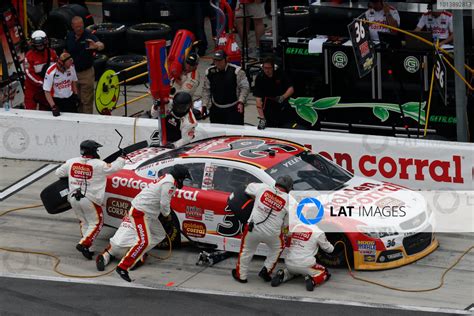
[316,233,354,268]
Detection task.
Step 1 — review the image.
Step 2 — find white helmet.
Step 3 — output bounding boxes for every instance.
[31,30,48,50]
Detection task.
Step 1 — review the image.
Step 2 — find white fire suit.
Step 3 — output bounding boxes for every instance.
[173,68,200,97]
[117,174,177,271]
[55,156,125,248]
[235,183,288,280]
[281,224,334,285]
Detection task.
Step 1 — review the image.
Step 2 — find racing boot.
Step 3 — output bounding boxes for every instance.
[271,269,285,287]
[131,253,148,271]
[258,266,272,282]
[232,269,248,283]
[96,254,106,271]
[76,243,94,260]
[305,275,315,291]
[116,267,132,282]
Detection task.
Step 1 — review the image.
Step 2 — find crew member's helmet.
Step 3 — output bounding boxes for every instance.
[171,92,193,118]
[275,175,294,193]
[80,140,102,158]
[185,52,199,67]
[31,30,48,50]
[169,164,191,189]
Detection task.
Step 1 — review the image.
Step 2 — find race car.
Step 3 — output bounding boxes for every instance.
[41,135,438,270]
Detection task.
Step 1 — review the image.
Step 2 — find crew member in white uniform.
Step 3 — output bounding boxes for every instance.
[55,140,126,259]
[232,176,293,283]
[365,0,400,42]
[415,7,453,45]
[115,164,190,282]
[271,224,334,291]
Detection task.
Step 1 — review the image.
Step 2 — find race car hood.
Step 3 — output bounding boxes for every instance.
[319,176,429,233]
[122,147,173,170]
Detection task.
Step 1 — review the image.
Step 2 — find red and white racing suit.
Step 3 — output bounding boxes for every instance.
[235,183,288,280]
[282,224,334,286]
[23,48,57,110]
[117,174,177,271]
[55,156,125,248]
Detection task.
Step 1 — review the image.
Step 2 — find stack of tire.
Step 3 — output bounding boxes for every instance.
[43,4,94,39]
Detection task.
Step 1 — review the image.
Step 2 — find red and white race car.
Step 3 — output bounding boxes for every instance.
[43,136,438,270]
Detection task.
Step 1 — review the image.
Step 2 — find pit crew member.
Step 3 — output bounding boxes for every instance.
[414,5,453,45]
[116,164,191,282]
[55,140,126,259]
[232,175,293,283]
[365,0,400,41]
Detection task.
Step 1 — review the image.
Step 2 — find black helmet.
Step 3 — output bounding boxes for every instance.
[185,52,198,67]
[31,30,48,51]
[169,164,191,189]
[275,175,293,193]
[80,140,102,158]
[172,92,193,118]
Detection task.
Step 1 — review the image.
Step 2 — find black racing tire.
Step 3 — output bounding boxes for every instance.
[49,38,66,55]
[93,54,108,81]
[102,0,143,24]
[144,0,194,23]
[278,6,310,37]
[316,233,354,268]
[63,4,94,27]
[126,23,172,55]
[105,54,148,85]
[43,6,75,39]
[87,23,127,56]
[40,178,71,215]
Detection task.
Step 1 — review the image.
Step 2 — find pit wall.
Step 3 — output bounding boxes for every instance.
[1,110,472,190]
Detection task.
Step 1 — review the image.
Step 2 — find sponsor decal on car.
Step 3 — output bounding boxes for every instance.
[182,220,206,238]
[185,206,203,220]
[376,197,405,208]
[106,197,131,219]
[174,189,199,201]
[357,240,376,255]
[364,254,376,262]
[204,210,214,222]
[111,176,148,190]
[70,163,93,179]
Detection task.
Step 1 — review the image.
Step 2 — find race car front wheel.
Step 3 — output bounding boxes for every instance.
[316,233,353,268]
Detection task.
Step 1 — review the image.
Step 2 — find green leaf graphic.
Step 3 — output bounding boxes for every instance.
[373,106,389,122]
[296,105,318,125]
[312,97,341,109]
[289,97,314,107]
[401,102,426,113]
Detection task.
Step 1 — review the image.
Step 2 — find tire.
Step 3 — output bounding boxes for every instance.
[40,178,71,215]
[49,38,66,55]
[126,23,172,55]
[43,6,75,39]
[102,0,143,24]
[105,54,148,85]
[278,6,310,37]
[87,23,127,56]
[93,54,108,81]
[63,4,94,27]
[144,0,194,23]
[316,233,354,268]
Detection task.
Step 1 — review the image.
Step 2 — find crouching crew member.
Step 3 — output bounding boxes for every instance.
[271,224,334,291]
[55,140,126,259]
[115,165,190,282]
[232,176,293,283]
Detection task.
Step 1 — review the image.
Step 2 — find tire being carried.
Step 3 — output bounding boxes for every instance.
[105,54,147,85]
[126,23,172,55]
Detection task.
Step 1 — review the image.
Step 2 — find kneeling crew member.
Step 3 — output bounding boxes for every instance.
[55,140,126,259]
[232,176,293,283]
[115,164,190,282]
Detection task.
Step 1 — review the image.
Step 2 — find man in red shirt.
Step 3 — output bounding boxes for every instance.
[23,30,57,110]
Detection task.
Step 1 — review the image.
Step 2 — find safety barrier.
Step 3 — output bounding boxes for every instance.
[0,109,472,190]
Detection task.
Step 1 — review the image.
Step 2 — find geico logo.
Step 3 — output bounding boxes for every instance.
[174,189,199,201]
[111,177,148,189]
[319,152,464,184]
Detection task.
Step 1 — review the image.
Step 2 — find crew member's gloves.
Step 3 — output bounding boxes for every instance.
[51,105,60,117]
[275,95,286,104]
[236,102,244,114]
[257,117,266,130]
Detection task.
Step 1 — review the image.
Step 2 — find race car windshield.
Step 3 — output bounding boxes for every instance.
[266,151,353,191]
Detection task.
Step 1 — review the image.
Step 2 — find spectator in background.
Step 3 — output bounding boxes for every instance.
[235,0,266,57]
[66,16,104,114]
[414,5,453,46]
[24,30,57,111]
[195,0,217,56]
[365,0,400,42]
[43,52,78,116]
[253,56,294,129]
[202,50,249,125]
